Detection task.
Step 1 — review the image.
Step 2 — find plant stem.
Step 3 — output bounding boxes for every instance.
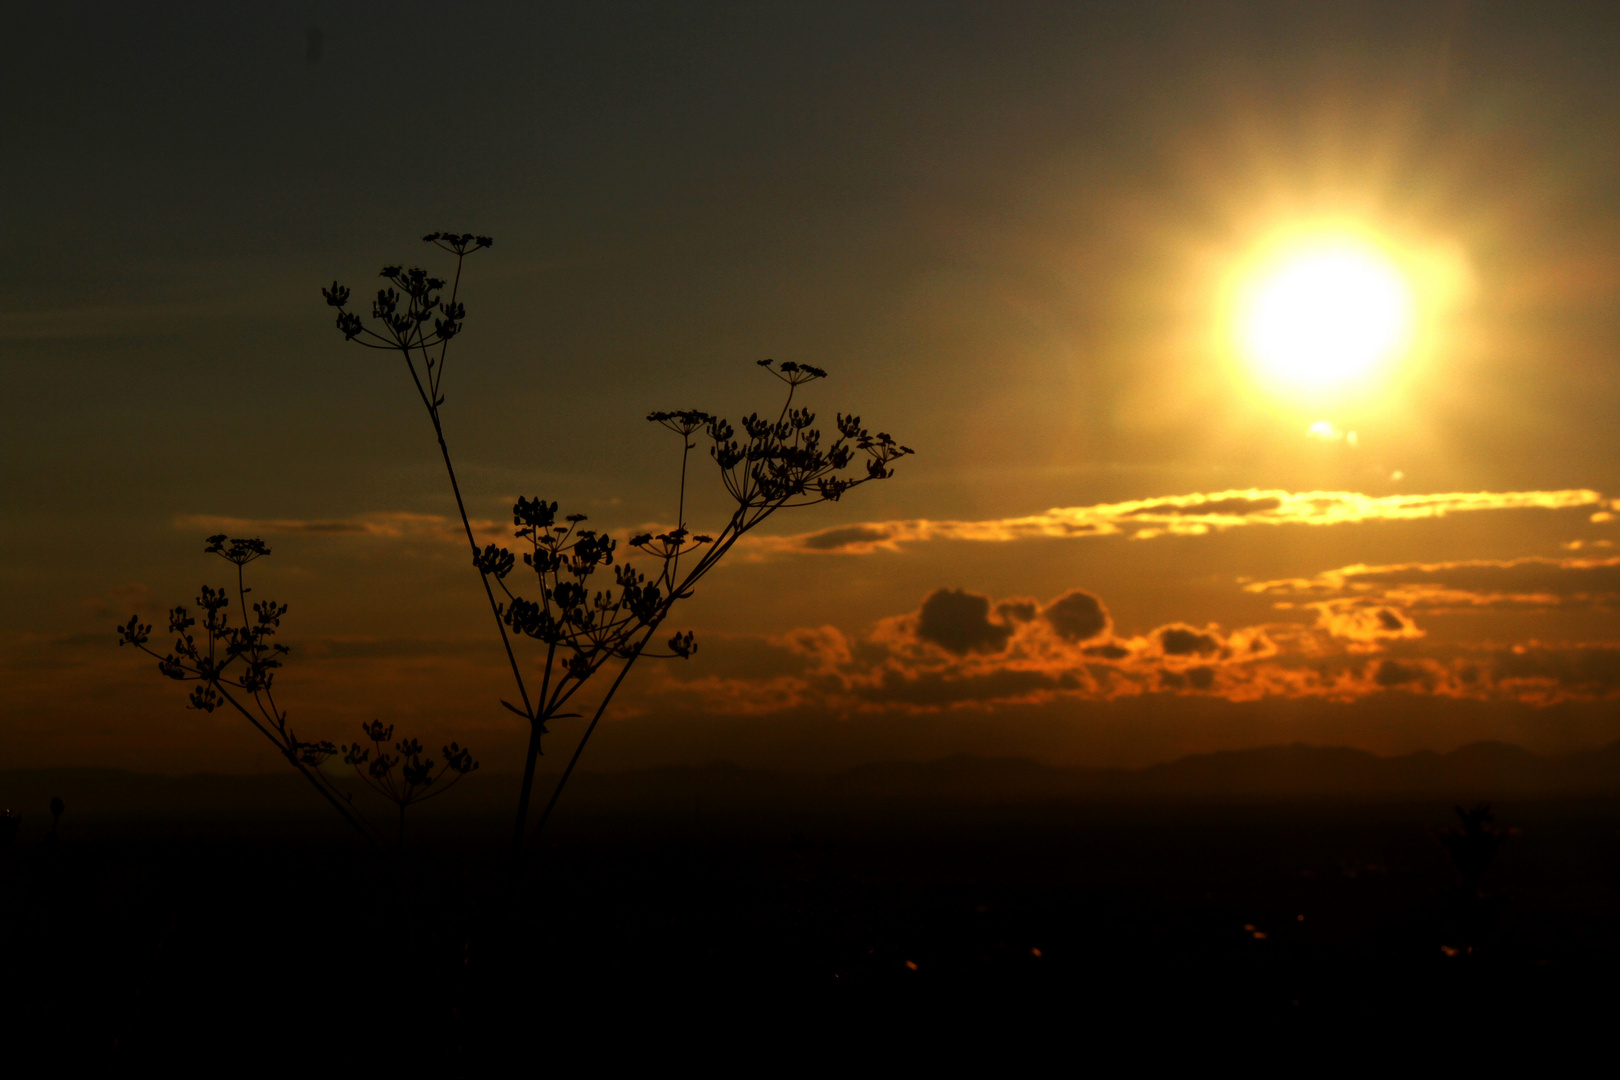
[525,626,657,852]
[425,407,535,724]
[509,643,560,857]
[216,686,386,854]
[394,326,538,736]
[510,715,545,863]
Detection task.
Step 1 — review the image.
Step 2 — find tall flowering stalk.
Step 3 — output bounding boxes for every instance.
[323,233,912,858]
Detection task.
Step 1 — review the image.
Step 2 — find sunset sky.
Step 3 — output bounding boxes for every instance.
[8,2,1620,774]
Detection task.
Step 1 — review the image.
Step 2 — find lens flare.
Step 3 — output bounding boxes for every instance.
[1239,241,1414,394]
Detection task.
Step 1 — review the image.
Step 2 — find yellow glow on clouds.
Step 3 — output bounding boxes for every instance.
[775,488,1605,554]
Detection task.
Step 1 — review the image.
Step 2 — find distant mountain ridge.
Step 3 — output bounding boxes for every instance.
[828,740,1620,802]
[6,740,1620,819]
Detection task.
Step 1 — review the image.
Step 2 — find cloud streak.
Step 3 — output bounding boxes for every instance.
[174,512,498,542]
[1248,554,1620,612]
[763,488,1607,553]
[179,489,1608,562]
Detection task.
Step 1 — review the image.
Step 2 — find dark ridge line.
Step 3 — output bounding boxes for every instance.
[5,739,1620,817]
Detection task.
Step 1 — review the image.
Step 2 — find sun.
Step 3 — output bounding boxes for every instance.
[1237,238,1415,395]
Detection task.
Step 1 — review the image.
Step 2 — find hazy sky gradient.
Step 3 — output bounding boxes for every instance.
[8,1,1620,772]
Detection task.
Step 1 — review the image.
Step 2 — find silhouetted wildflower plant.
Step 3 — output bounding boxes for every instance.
[117,535,452,854]
[322,232,912,860]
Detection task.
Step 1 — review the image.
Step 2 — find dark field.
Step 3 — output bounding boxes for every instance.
[4,766,1618,1059]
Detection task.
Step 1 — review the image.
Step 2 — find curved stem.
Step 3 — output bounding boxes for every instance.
[397,330,545,874]
[215,685,387,855]
[426,405,534,722]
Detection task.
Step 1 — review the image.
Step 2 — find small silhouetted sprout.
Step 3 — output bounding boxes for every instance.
[1436,802,1513,954]
[343,721,480,846]
[118,536,469,856]
[1438,803,1509,893]
[323,235,913,864]
[39,796,66,853]
[1,809,18,850]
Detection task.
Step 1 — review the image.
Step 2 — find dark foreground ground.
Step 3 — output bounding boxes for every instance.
[2,782,1618,1060]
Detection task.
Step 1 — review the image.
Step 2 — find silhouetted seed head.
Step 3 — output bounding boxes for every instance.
[206,535,271,565]
[648,409,717,436]
[443,743,479,774]
[116,614,153,647]
[474,544,516,580]
[403,756,435,788]
[423,232,493,254]
[514,497,559,530]
[293,737,337,767]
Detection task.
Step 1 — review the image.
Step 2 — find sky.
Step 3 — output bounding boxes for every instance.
[7,1,1620,774]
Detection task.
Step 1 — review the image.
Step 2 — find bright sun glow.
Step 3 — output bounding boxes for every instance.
[1240,241,1415,394]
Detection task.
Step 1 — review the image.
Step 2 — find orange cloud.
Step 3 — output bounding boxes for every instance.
[1306,600,1425,646]
[638,581,1620,716]
[764,488,1605,553]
